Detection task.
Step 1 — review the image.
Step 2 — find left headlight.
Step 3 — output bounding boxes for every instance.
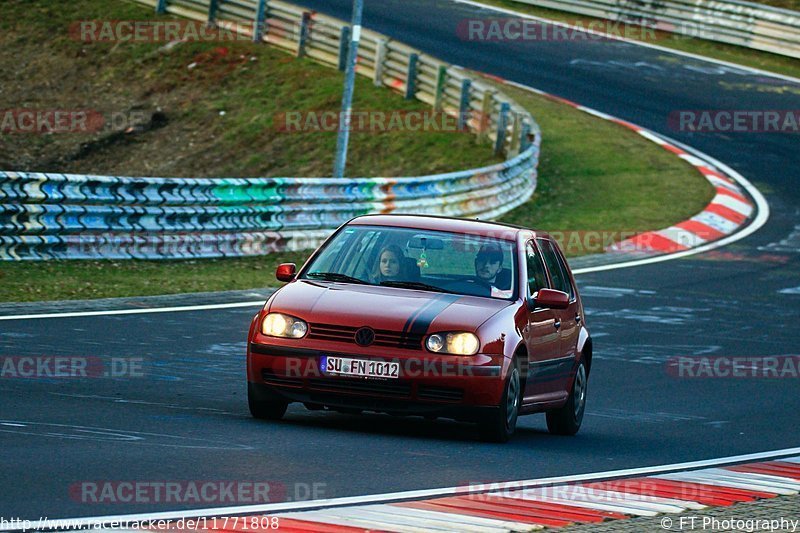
[261,313,308,339]
[425,332,480,355]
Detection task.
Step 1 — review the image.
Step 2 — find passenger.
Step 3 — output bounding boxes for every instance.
[474,243,504,287]
[372,244,406,284]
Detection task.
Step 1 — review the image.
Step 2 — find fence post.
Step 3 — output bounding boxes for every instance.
[373,39,388,86]
[494,102,510,156]
[477,90,494,143]
[207,0,219,23]
[458,79,471,132]
[508,112,521,156]
[297,11,311,57]
[338,26,350,71]
[155,0,167,14]
[433,65,447,112]
[520,122,532,151]
[405,53,418,100]
[253,0,267,42]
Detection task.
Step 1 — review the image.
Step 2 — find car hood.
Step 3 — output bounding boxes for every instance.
[269,280,513,333]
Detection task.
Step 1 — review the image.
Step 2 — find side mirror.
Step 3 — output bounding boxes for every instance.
[276,263,297,282]
[534,288,570,309]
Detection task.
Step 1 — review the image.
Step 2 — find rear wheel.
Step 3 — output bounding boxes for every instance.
[546,361,587,435]
[248,383,288,420]
[478,361,521,443]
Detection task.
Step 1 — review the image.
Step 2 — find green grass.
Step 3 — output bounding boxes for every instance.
[477,0,800,80]
[0,0,717,302]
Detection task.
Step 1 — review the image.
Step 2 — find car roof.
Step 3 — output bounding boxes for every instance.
[348,214,551,241]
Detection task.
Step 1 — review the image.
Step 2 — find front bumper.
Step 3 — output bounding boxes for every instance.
[247,341,506,417]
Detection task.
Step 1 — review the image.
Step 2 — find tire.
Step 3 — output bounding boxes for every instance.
[546,360,587,436]
[248,383,288,420]
[478,361,521,443]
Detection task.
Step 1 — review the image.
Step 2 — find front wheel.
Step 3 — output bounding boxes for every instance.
[478,362,521,443]
[546,361,587,436]
[248,383,288,420]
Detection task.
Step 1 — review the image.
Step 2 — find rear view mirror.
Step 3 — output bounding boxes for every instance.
[276,263,297,282]
[407,236,444,250]
[534,288,569,309]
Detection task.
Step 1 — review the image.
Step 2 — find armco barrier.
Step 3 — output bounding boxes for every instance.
[0,0,541,260]
[508,0,800,59]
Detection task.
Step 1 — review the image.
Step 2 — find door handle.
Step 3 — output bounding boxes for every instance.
[575,314,582,324]
[553,320,562,330]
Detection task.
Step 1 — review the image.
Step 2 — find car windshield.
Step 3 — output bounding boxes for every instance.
[301,225,518,300]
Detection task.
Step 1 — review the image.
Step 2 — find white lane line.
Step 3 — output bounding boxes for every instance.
[451,0,800,85]
[0,301,265,321]
[9,448,799,531]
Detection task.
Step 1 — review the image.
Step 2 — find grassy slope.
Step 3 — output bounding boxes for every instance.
[0,0,498,177]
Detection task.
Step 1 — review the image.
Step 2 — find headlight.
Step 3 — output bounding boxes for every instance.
[261,313,308,338]
[425,332,480,355]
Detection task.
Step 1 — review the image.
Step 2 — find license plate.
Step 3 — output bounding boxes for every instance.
[320,356,399,379]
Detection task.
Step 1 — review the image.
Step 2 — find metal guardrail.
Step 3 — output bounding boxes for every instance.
[509,0,800,59]
[0,0,541,260]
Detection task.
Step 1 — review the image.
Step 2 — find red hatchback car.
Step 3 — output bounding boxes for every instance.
[247,215,591,441]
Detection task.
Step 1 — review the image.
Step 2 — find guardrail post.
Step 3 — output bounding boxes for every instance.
[494,102,510,156]
[207,0,219,23]
[433,65,447,112]
[508,112,521,156]
[458,79,471,131]
[520,122,532,151]
[253,0,267,42]
[155,0,167,14]
[297,11,311,57]
[405,53,418,100]
[477,90,494,142]
[338,27,350,71]
[373,39,388,86]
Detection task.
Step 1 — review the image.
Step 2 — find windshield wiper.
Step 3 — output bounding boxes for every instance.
[307,272,368,284]
[379,281,454,294]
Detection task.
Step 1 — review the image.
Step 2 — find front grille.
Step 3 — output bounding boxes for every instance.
[261,369,303,388]
[308,323,423,350]
[307,377,412,398]
[417,386,464,403]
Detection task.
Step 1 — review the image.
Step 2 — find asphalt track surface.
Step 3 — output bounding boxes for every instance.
[2,0,800,521]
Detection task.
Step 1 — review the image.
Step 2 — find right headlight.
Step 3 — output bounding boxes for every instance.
[425,332,480,355]
[261,313,308,339]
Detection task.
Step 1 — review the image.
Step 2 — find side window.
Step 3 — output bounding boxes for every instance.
[526,242,549,296]
[537,239,574,299]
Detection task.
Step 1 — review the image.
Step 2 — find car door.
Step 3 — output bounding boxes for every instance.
[537,239,580,391]
[521,240,562,402]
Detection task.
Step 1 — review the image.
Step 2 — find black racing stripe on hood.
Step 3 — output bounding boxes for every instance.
[404,294,462,340]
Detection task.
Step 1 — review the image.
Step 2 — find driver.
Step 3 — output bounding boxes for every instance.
[474,243,503,287]
[372,244,406,284]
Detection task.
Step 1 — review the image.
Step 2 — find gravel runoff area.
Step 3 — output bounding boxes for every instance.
[562,494,800,532]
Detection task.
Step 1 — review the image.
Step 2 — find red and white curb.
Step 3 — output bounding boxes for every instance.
[221,456,800,532]
[490,84,759,258]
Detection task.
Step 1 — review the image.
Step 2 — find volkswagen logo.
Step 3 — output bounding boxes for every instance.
[354,327,375,347]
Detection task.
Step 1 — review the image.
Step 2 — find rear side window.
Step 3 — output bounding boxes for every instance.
[525,242,549,296]
[537,239,575,300]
